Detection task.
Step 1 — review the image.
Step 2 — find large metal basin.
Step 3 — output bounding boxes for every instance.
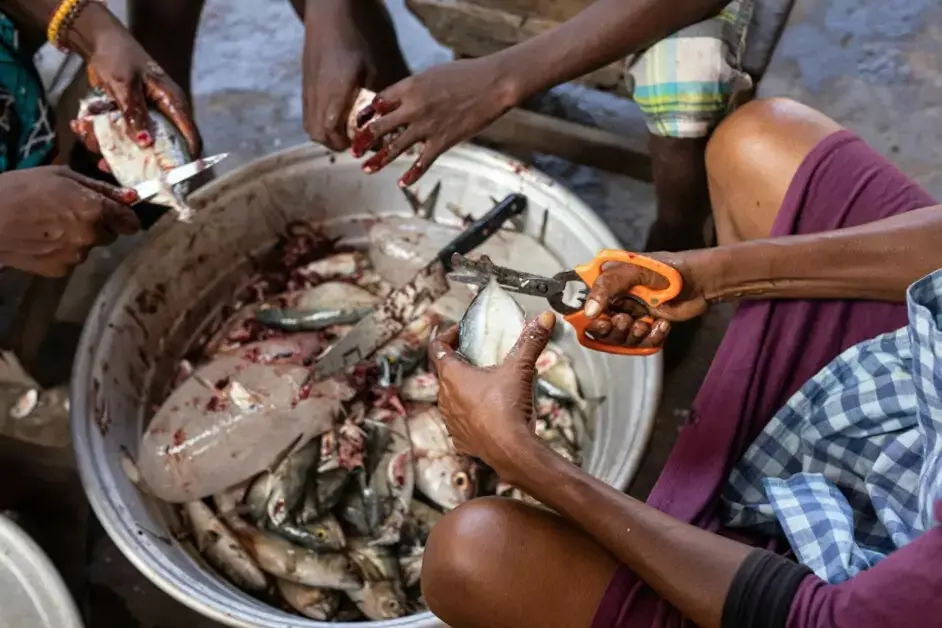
[70,143,662,627]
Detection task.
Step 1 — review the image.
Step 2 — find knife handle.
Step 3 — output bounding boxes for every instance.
[437,193,528,270]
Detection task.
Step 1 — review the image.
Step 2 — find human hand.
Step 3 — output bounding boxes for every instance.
[428,312,555,484]
[583,251,711,350]
[0,167,140,277]
[301,2,379,151]
[69,25,201,169]
[351,57,519,187]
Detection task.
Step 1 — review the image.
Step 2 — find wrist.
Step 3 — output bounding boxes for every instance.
[63,2,118,59]
[485,51,527,111]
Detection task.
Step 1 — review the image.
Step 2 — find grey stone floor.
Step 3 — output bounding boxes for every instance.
[7,0,942,625]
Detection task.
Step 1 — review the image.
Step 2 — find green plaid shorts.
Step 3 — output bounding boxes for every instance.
[624,0,754,138]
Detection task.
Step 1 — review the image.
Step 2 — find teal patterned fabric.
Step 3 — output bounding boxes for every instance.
[0,12,56,171]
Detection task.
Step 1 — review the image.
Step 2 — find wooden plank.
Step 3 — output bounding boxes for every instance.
[463,0,593,22]
[475,108,652,181]
[405,0,627,95]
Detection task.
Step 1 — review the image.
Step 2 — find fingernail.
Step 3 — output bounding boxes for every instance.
[584,300,601,318]
[400,166,420,187]
[537,311,555,330]
[136,130,152,145]
[120,188,139,203]
[656,320,670,333]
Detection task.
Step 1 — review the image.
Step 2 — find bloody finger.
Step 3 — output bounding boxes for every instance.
[399,144,439,187]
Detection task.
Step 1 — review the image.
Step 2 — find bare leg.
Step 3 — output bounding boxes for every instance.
[706,98,844,246]
[128,0,206,99]
[644,135,712,252]
[422,497,618,628]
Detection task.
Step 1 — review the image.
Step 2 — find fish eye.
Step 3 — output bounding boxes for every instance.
[384,599,402,614]
[453,472,468,488]
[314,528,328,540]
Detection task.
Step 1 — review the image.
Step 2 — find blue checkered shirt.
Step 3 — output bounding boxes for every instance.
[722,270,942,584]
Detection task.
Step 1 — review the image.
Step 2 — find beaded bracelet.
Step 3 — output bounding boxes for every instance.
[47,0,105,51]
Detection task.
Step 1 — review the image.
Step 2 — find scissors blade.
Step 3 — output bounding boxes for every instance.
[447,254,563,298]
[132,153,229,203]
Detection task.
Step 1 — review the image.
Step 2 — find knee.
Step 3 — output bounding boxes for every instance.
[705,98,842,179]
[420,497,524,614]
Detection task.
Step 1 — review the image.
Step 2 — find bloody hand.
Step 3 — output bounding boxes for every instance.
[583,251,710,350]
[70,28,201,170]
[427,312,555,484]
[301,2,380,151]
[351,57,519,187]
[0,167,140,277]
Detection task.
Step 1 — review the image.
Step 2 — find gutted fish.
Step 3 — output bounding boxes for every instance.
[457,275,526,368]
[291,281,379,311]
[401,370,439,404]
[183,500,268,593]
[406,405,477,510]
[77,89,192,219]
[139,336,356,502]
[276,579,342,620]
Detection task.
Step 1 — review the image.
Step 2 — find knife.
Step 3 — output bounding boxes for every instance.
[132,153,229,204]
[312,192,529,380]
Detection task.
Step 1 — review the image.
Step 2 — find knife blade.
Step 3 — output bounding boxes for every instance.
[132,153,229,204]
[311,192,528,380]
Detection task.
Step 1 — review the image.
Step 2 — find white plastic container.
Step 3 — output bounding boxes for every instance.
[70,143,662,627]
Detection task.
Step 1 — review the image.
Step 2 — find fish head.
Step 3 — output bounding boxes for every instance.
[416,453,477,510]
[360,580,407,620]
[299,589,341,621]
[305,514,347,551]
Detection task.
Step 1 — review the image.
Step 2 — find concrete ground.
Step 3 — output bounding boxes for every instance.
[4,0,941,625]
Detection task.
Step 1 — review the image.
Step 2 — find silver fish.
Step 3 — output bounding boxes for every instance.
[225,516,361,590]
[364,413,415,545]
[182,500,268,593]
[457,275,526,367]
[255,306,374,332]
[276,579,342,620]
[266,438,321,527]
[346,539,408,620]
[270,514,346,552]
[298,467,350,524]
[406,404,477,510]
[77,90,192,219]
[399,543,425,589]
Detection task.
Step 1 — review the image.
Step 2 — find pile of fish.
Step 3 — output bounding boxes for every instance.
[129,224,591,621]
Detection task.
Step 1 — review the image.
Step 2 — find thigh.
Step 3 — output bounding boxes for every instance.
[422,497,619,628]
[625,0,754,140]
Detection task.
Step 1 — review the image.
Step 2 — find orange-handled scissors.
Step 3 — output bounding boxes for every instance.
[448,250,683,356]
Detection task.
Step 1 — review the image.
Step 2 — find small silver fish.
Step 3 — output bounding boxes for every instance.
[298,467,351,524]
[276,579,342,620]
[266,438,321,527]
[255,307,374,332]
[406,405,477,510]
[77,89,192,219]
[270,514,346,552]
[226,516,361,590]
[457,275,526,367]
[346,539,408,620]
[182,500,268,593]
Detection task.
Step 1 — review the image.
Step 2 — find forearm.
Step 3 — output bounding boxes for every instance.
[513,442,752,628]
[490,0,728,103]
[0,0,120,58]
[702,204,942,303]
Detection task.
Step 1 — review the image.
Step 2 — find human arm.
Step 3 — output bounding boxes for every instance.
[2,0,201,158]
[0,167,140,277]
[352,0,729,185]
[583,204,942,349]
[429,315,771,628]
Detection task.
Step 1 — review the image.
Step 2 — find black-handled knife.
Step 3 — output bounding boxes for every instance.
[311,193,529,381]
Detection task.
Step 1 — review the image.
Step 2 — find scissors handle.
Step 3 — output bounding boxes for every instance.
[563,249,684,356]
